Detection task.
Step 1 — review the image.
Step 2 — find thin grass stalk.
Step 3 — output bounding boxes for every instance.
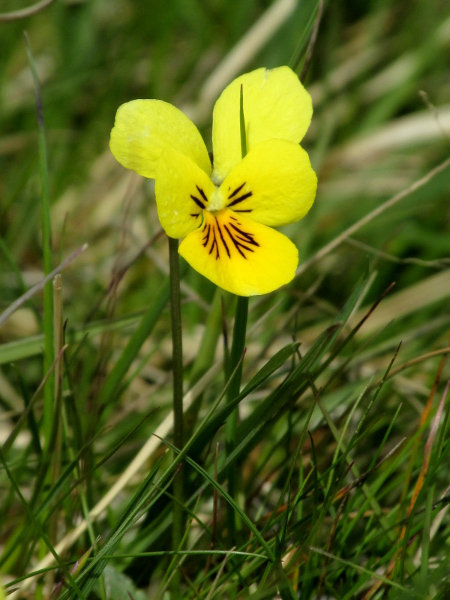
[189,288,226,385]
[44,341,302,597]
[225,295,248,542]
[24,33,54,447]
[185,289,227,444]
[0,448,87,600]
[56,356,252,598]
[168,235,184,596]
[49,275,63,557]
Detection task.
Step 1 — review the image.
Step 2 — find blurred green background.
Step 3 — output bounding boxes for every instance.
[0,0,450,318]
[1,0,449,330]
[1,1,450,597]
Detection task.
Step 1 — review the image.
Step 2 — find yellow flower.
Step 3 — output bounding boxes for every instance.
[110,66,317,296]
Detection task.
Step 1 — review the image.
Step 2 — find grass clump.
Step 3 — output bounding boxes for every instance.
[1,1,450,598]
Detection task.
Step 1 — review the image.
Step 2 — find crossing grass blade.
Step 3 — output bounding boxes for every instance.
[2,2,450,598]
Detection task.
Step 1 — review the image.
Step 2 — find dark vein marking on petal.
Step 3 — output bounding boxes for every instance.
[214,229,220,259]
[190,213,200,217]
[224,225,255,259]
[208,226,220,259]
[228,182,246,200]
[191,194,206,209]
[230,223,260,247]
[228,191,253,207]
[236,237,259,252]
[202,224,211,247]
[236,235,257,247]
[233,209,253,213]
[196,185,208,203]
[215,217,230,258]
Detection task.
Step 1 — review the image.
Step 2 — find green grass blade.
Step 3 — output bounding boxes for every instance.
[24,32,54,446]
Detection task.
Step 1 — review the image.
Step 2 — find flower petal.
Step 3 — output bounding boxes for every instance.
[220,139,316,227]
[179,209,298,296]
[155,146,216,238]
[110,99,211,179]
[211,66,313,184]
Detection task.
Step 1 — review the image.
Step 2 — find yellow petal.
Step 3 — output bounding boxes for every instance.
[179,209,298,296]
[221,139,316,227]
[155,146,216,238]
[212,66,313,184]
[110,99,211,179]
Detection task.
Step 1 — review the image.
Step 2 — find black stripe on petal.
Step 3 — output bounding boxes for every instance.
[228,191,253,207]
[228,182,246,200]
[196,185,208,203]
[191,195,206,209]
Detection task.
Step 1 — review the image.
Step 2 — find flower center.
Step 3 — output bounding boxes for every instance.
[189,180,254,224]
[207,188,226,213]
[201,211,260,261]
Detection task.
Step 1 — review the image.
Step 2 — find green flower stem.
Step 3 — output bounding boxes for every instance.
[168,236,184,596]
[224,82,250,543]
[189,289,226,385]
[225,294,248,543]
[184,289,229,441]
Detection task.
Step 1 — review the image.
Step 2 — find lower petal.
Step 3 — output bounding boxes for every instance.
[179,209,298,296]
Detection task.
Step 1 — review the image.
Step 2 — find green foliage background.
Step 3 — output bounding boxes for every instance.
[0,0,450,598]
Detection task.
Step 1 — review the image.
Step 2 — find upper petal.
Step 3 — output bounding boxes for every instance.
[179,209,298,296]
[110,99,211,179]
[155,146,216,239]
[211,66,313,184]
[220,139,317,227]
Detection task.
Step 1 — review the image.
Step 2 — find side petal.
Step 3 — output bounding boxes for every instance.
[212,66,313,184]
[220,139,317,227]
[110,99,211,179]
[155,146,216,239]
[179,209,298,296]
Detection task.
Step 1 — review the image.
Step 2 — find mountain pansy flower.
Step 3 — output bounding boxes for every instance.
[110,66,317,296]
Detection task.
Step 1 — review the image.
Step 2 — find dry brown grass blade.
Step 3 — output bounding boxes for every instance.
[0,0,54,21]
[183,0,297,123]
[0,244,88,330]
[296,155,450,277]
[316,498,347,599]
[334,438,406,504]
[326,106,450,167]
[300,270,450,344]
[363,378,449,600]
[402,381,448,528]
[384,349,449,392]
[352,270,450,335]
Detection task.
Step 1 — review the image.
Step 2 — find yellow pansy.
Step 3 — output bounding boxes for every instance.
[110,66,317,296]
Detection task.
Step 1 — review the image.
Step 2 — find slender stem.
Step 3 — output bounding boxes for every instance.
[225,83,250,543]
[25,33,54,447]
[168,236,184,596]
[169,237,184,453]
[226,297,249,436]
[225,295,248,542]
[49,275,63,548]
